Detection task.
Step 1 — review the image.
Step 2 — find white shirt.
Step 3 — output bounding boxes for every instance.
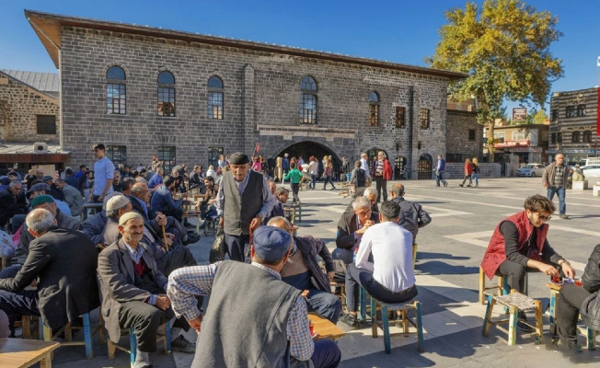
[360,158,371,178]
[308,161,319,176]
[355,222,415,293]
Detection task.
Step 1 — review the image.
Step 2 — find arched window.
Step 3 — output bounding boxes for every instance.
[157,71,176,117]
[300,76,317,124]
[368,91,380,126]
[207,76,224,120]
[572,131,580,143]
[106,66,126,114]
[583,130,592,143]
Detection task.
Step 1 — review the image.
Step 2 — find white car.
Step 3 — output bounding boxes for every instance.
[516,163,546,177]
[581,165,600,178]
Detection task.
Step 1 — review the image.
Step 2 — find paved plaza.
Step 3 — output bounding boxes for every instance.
[50,177,600,367]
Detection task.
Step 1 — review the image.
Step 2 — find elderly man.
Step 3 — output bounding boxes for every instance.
[352,186,379,214]
[121,177,135,196]
[341,201,418,329]
[148,167,164,190]
[542,153,570,219]
[91,143,115,203]
[26,183,71,216]
[0,180,27,228]
[98,212,194,368]
[482,195,576,331]
[82,192,120,247]
[0,209,99,336]
[333,196,379,264]
[188,165,205,192]
[42,175,64,201]
[168,226,341,368]
[359,152,371,178]
[112,169,122,193]
[268,217,341,324]
[102,195,133,248]
[349,160,367,189]
[55,178,84,217]
[371,151,392,202]
[389,183,431,244]
[215,152,275,262]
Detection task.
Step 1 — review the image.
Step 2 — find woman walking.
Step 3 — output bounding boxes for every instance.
[308,156,319,189]
[459,158,473,187]
[471,157,480,188]
[322,158,337,190]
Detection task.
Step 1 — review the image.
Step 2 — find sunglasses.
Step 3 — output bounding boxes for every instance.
[538,214,552,221]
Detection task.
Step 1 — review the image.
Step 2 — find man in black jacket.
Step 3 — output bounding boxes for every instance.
[332,196,379,264]
[389,183,431,244]
[0,208,99,336]
[0,180,27,228]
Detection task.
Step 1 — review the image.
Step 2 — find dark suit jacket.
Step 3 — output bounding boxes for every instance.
[0,227,100,330]
[336,210,379,250]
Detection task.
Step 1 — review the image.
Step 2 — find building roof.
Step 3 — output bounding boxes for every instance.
[0,69,59,98]
[25,10,468,81]
[0,142,70,163]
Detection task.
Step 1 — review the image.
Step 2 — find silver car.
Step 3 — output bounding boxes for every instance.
[516,163,546,177]
[581,165,600,178]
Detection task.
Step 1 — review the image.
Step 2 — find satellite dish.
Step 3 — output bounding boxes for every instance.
[33,142,48,153]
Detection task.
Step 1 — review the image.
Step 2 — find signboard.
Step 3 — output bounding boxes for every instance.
[493,139,530,149]
[513,107,527,121]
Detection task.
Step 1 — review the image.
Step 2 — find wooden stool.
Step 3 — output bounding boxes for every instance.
[478,267,508,305]
[41,312,104,359]
[107,323,171,366]
[20,316,40,340]
[0,337,60,368]
[338,182,351,198]
[330,281,346,309]
[482,290,543,346]
[369,298,424,354]
[412,244,418,269]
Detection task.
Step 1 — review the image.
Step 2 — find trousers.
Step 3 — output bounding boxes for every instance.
[435,171,447,186]
[118,301,174,353]
[547,186,566,215]
[309,339,342,368]
[556,284,591,344]
[0,289,39,336]
[224,233,250,262]
[374,176,388,201]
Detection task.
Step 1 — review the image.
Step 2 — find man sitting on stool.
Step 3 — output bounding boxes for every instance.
[481,194,576,331]
[333,196,379,264]
[340,201,417,328]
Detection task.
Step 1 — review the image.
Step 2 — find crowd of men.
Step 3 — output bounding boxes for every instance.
[0,146,598,366]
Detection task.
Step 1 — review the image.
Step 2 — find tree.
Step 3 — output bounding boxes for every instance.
[427,0,563,160]
[532,109,548,125]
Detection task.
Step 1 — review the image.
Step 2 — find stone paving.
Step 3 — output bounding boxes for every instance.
[50,177,600,367]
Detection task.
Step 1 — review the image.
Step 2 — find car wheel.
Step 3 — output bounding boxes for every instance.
[531,172,535,177]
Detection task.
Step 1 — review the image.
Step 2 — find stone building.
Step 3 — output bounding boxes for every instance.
[548,87,599,164]
[26,10,478,179]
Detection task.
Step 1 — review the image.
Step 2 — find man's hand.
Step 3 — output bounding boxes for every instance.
[249,216,262,232]
[538,263,559,277]
[561,261,576,279]
[156,295,171,311]
[89,192,94,202]
[301,290,310,299]
[328,271,335,282]
[156,213,167,227]
[188,316,202,333]
[98,194,106,203]
[219,217,224,229]
[542,182,548,188]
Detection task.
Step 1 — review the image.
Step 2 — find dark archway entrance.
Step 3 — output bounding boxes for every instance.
[418,154,432,180]
[275,141,341,177]
[394,156,407,180]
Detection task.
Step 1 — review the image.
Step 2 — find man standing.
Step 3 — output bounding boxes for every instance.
[542,153,569,219]
[341,156,351,182]
[167,226,341,368]
[435,154,448,187]
[371,151,392,202]
[341,201,418,329]
[91,143,115,203]
[350,161,367,190]
[389,183,431,244]
[215,152,275,262]
[55,178,84,217]
[0,181,27,228]
[360,152,371,179]
[0,209,99,336]
[282,153,290,174]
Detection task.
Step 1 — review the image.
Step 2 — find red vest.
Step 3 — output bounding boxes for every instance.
[481,211,548,279]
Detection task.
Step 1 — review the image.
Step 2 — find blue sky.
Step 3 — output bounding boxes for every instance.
[1,0,599,116]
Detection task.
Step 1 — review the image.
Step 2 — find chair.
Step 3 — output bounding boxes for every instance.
[478,267,530,305]
[41,311,105,359]
[107,323,171,366]
[482,290,543,346]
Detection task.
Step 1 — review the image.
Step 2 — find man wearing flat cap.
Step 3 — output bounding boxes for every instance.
[41,175,65,202]
[215,152,276,262]
[168,225,342,368]
[98,211,195,368]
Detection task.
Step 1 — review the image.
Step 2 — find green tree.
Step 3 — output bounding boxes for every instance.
[532,109,548,125]
[427,0,563,159]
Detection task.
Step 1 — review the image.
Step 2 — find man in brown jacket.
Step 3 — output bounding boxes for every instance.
[541,153,569,219]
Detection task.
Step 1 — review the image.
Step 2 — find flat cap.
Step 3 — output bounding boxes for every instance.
[119,211,143,226]
[253,226,292,263]
[106,195,130,212]
[229,152,249,165]
[30,194,55,207]
[41,176,53,182]
[28,183,51,193]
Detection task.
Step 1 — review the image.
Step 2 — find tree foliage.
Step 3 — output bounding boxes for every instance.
[427,0,563,126]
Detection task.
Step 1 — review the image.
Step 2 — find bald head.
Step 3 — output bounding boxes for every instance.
[267,216,294,234]
[26,208,56,237]
[391,183,405,197]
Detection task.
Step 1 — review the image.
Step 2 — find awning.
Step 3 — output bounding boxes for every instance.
[0,142,70,163]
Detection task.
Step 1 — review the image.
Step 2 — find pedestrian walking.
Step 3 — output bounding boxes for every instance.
[435,155,448,187]
[542,153,569,219]
[371,151,392,202]
[322,158,336,190]
[459,158,473,187]
[308,156,319,190]
[471,157,480,188]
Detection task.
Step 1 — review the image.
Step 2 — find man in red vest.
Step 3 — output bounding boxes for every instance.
[481,195,576,330]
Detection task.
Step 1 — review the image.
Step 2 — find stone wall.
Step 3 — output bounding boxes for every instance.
[445,162,501,179]
[60,27,451,176]
[0,74,59,142]
[446,110,483,161]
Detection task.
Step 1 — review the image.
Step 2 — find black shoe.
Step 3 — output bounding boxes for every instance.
[184,221,195,229]
[459,184,464,187]
[186,233,201,244]
[171,335,196,354]
[340,313,359,329]
[517,312,535,333]
[199,221,207,230]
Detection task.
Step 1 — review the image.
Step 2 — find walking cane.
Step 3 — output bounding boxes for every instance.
[162,225,169,251]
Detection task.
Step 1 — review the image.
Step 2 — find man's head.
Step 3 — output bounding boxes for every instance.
[361,152,368,160]
[113,170,121,184]
[377,151,386,160]
[284,153,289,158]
[437,155,442,159]
[30,195,57,217]
[391,183,405,198]
[93,143,106,159]
[8,180,22,196]
[363,187,378,207]
[275,187,289,204]
[250,226,293,272]
[79,165,86,172]
[379,200,400,223]
[194,165,201,174]
[163,175,176,190]
[268,180,276,195]
[121,177,135,195]
[555,154,565,166]
[354,160,361,168]
[131,183,151,203]
[27,183,50,199]
[106,195,132,219]
[267,216,294,235]
[118,212,144,246]
[524,195,555,228]
[342,156,347,162]
[229,152,250,182]
[290,163,296,170]
[203,176,215,188]
[352,196,372,224]
[36,169,44,179]
[26,208,56,238]
[7,172,18,181]
[64,167,74,177]
[42,176,53,185]
[55,178,67,190]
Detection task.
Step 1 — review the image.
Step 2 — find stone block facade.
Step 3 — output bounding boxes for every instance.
[445,162,501,179]
[446,110,483,162]
[0,73,59,142]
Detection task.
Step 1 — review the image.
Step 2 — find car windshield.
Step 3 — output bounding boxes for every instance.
[522,165,535,169]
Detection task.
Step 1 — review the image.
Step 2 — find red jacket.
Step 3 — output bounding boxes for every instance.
[464,163,474,175]
[481,211,548,280]
[372,159,393,180]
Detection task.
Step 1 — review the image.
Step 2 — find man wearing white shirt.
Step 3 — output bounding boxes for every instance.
[360,152,371,179]
[340,200,418,328]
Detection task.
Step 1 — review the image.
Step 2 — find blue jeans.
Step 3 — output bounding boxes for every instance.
[435,171,447,186]
[547,186,566,215]
[322,175,336,190]
[309,339,342,368]
[311,174,317,189]
[345,173,351,182]
[471,173,479,186]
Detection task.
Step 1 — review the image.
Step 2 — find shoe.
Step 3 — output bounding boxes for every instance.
[459,184,464,187]
[184,221,195,229]
[171,335,196,354]
[331,187,336,190]
[186,233,201,244]
[199,221,207,230]
[517,312,535,333]
[559,214,569,219]
[339,313,359,329]
[443,182,448,187]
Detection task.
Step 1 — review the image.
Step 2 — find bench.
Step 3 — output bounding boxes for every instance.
[0,337,60,368]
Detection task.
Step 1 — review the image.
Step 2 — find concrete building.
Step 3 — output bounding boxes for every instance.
[25,10,483,179]
[489,123,550,164]
[548,87,599,164]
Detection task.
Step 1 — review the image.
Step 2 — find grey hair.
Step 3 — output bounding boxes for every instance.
[363,187,377,199]
[275,187,289,196]
[8,180,21,189]
[135,177,148,184]
[267,216,291,229]
[107,202,130,218]
[352,196,371,210]
[26,208,55,234]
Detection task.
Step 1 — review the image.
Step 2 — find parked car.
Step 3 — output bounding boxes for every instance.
[581,165,600,178]
[516,163,546,177]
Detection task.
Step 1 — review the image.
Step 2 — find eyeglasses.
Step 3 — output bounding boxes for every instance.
[538,214,552,221]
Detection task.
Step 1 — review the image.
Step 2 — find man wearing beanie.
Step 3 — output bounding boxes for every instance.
[168,226,341,368]
[98,212,195,368]
[215,152,276,262]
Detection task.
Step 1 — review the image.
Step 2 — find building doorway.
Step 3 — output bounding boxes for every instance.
[394,156,407,180]
[275,141,341,178]
[418,154,432,180]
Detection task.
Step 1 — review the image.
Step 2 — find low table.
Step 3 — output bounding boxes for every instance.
[308,313,345,343]
[0,338,60,367]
